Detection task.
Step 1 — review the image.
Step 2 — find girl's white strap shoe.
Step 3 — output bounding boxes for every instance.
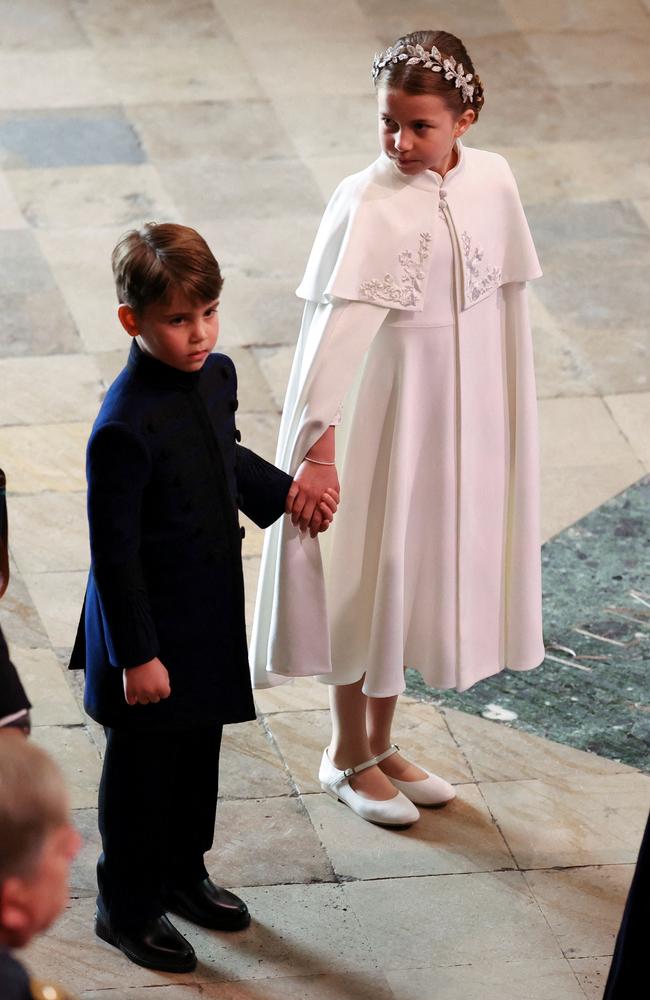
[319,747,420,826]
[381,744,456,806]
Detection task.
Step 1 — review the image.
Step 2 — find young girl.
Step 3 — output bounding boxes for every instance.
[252,30,544,826]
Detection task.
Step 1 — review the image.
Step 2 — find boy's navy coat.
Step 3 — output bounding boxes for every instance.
[69,341,292,732]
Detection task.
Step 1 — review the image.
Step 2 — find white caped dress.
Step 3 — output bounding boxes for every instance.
[251,142,545,695]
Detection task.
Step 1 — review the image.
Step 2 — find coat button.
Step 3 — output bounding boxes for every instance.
[234,429,242,442]
[229,398,239,412]
[240,526,246,540]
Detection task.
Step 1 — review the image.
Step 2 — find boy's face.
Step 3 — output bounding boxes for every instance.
[118,288,220,372]
[0,821,81,948]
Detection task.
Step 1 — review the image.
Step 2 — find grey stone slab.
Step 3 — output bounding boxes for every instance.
[0,557,50,647]
[357,0,517,42]
[218,272,304,349]
[12,645,84,726]
[0,353,104,425]
[528,199,649,246]
[0,0,88,51]
[71,0,229,46]
[9,492,89,573]
[31,724,102,809]
[386,958,585,1000]
[196,214,322,280]
[7,163,178,229]
[345,871,564,972]
[302,785,513,880]
[0,108,145,169]
[272,94,379,160]
[527,29,650,86]
[206,796,335,887]
[129,99,295,163]
[0,229,81,357]
[200,973,394,999]
[69,808,100,899]
[81,989,203,999]
[177,882,383,983]
[23,569,87,649]
[158,159,324,222]
[218,719,292,799]
[0,50,112,110]
[524,866,634,960]
[569,957,612,1000]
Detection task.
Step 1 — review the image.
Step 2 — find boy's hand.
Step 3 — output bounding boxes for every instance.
[123,658,171,706]
[308,488,339,538]
[287,461,340,533]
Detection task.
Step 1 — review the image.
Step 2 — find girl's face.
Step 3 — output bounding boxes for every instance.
[377,86,475,177]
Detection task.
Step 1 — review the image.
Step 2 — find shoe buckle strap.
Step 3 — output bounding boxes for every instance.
[350,743,400,776]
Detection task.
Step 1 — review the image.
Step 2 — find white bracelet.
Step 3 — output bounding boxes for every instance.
[304,456,336,466]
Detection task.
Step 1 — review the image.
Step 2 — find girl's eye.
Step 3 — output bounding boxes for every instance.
[204,307,217,318]
[169,316,185,326]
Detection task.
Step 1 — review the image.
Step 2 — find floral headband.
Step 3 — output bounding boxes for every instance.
[372,42,476,105]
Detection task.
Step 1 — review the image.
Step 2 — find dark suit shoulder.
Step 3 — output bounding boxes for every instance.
[201,352,237,389]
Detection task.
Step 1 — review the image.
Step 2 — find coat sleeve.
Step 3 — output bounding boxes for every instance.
[235,445,293,529]
[87,421,159,669]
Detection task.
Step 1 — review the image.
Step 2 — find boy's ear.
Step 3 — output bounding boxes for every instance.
[117,304,140,339]
[0,878,30,947]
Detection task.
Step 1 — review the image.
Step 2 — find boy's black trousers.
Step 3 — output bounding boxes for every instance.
[97,723,223,929]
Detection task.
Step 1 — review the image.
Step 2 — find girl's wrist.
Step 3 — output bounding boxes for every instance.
[304,456,336,466]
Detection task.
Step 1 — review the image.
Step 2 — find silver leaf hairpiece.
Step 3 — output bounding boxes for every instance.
[372,42,476,104]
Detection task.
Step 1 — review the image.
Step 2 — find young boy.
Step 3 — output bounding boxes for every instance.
[69,223,337,973]
[0,734,81,999]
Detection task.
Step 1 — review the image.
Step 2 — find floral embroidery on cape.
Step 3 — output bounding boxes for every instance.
[359,232,431,307]
[461,231,502,302]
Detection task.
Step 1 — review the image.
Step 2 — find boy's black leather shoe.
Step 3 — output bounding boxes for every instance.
[165,878,251,931]
[95,910,197,972]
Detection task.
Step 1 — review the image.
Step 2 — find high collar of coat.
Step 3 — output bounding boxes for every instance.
[382,138,466,193]
[127,339,202,391]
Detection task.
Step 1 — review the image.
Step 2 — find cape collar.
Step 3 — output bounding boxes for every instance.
[127,339,201,391]
[383,139,465,193]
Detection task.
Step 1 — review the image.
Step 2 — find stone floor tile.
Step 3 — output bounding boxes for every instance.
[272,94,379,161]
[480,772,650,869]
[194,214,322,282]
[441,707,638,783]
[529,290,594,400]
[9,492,88,573]
[206,796,334,887]
[0,353,104,425]
[69,809,100,899]
[0,50,111,109]
[0,107,145,170]
[73,0,228,46]
[525,865,633,959]
[569,957,612,1000]
[355,0,516,41]
[573,325,650,396]
[21,898,195,992]
[218,272,305,349]
[81,988,203,999]
[219,0,371,43]
[251,345,294,411]
[36,226,128,353]
[605,392,650,465]
[526,30,650,85]
[97,38,261,106]
[199,973,395,999]
[254,677,331,715]
[268,703,474,794]
[501,0,650,32]
[0,423,90,493]
[540,461,645,541]
[23,569,86,649]
[0,557,50,647]
[345,871,563,971]
[160,158,323,223]
[0,0,88,51]
[0,229,81,357]
[302,784,512,880]
[218,719,292,799]
[12,645,84,726]
[31,725,102,809]
[129,99,294,163]
[226,346,276,414]
[386,958,585,1000]
[0,171,26,228]
[180,882,382,983]
[7,163,177,229]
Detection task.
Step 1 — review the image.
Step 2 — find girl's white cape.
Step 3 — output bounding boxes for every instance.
[251,144,542,689]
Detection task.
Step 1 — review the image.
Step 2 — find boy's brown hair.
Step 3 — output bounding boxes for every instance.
[111,222,224,314]
[0,735,68,884]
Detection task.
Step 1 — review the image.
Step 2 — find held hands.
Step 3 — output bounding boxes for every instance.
[123,657,171,706]
[286,460,340,538]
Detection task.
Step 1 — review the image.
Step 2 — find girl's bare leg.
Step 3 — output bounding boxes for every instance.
[328,678,398,799]
[366,691,429,782]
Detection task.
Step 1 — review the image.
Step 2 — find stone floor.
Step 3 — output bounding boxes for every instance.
[1,0,650,997]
